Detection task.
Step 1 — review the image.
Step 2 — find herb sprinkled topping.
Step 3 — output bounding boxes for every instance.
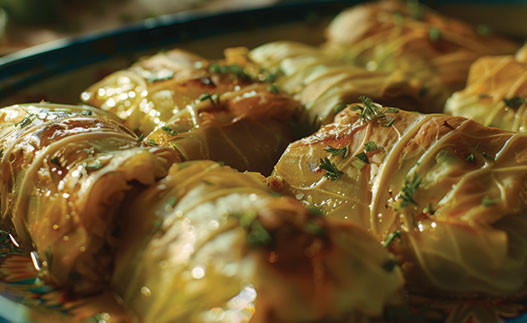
[398,173,421,208]
[466,153,475,163]
[208,63,251,81]
[161,126,176,136]
[199,92,221,106]
[85,160,103,171]
[325,145,350,158]
[355,151,369,164]
[15,115,34,128]
[383,230,401,248]
[334,103,348,115]
[50,157,61,167]
[230,211,272,247]
[268,84,279,94]
[482,152,495,161]
[352,96,398,126]
[428,27,441,41]
[503,97,525,110]
[149,139,158,146]
[364,141,378,152]
[319,157,344,181]
[166,196,177,209]
[81,110,93,116]
[482,196,500,207]
[382,258,399,272]
[136,134,145,142]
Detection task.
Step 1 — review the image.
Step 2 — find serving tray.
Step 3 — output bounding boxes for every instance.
[0,0,525,321]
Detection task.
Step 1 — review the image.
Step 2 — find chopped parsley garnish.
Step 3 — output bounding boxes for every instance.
[166,196,177,208]
[334,103,348,115]
[149,139,158,146]
[428,27,441,41]
[383,230,401,248]
[308,206,324,216]
[136,134,145,142]
[364,141,378,152]
[325,145,349,158]
[356,151,369,164]
[50,157,61,167]
[482,152,495,161]
[161,126,176,136]
[305,221,325,236]
[199,92,221,105]
[268,84,279,94]
[81,110,93,116]
[503,96,525,110]
[147,71,175,83]
[399,173,421,208]
[230,211,272,247]
[15,115,34,128]
[382,258,398,272]
[85,160,103,171]
[352,96,399,126]
[208,63,251,81]
[423,203,435,215]
[260,67,283,83]
[466,153,475,163]
[482,196,500,206]
[319,157,344,181]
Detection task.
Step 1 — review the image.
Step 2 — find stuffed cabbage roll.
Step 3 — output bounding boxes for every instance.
[82,48,302,174]
[249,41,423,124]
[0,103,179,294]
[445,45,527,132]
[112,161,403,322]
[324,0,518,111]
[272,98,527,298]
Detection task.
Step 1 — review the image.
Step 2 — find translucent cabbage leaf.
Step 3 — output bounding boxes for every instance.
[112,161,403,322]
[273,101,527,297]
[445,45,527,132]
[0,103,179,294]
[323,0,518,112]
[249,41,424,124]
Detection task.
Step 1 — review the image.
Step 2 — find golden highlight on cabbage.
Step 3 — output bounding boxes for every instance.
[112,161,403,322]
[273,99,527,298]
[323,0,518,111]
[445,45,527,132]
[0,103,179,294]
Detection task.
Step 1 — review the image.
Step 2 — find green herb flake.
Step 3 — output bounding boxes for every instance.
[305,221,325,236]
[217,161,225,166]
[383,230,401,248]
[352,96,399,126]
[503,97,525,110]
[208,63,251,81]
[161,126,176,136]
[149,139,158,146]
[268,84,279,94]
[428,27,441,42]
[15,115,33,128]
[482,152,495,161]
[81,110,93,116]
[85,160,104,171]
[364,141,378,152]
[325,145,349,158]
[399,173,421,208]
[247,221,272,247]
[50,157,61,167]
[382,258,399,272]
[136,134,145,142]
[199,92,221,105]
[466,153,475,163]
[482,196,500,207]
[319,157,344,181]
[356,151,369,164]
[166,196,177,208]
[308,206,324,217]
[333,103,348,115]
